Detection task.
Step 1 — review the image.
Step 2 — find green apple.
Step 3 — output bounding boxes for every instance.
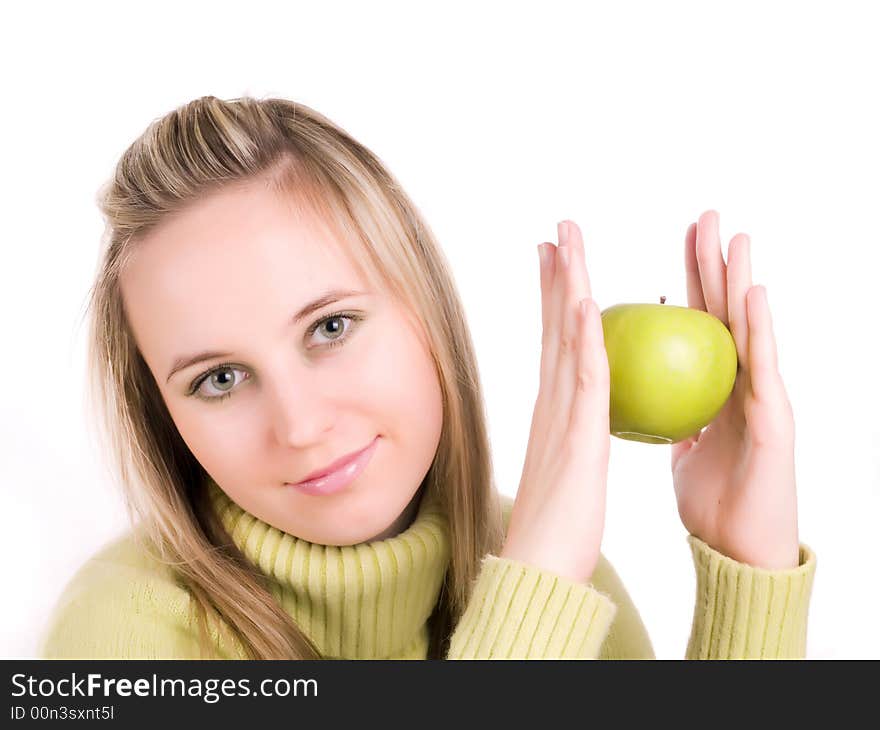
[600,300,738,444]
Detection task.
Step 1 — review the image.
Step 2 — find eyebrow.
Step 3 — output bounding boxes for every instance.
[165,288,367,384]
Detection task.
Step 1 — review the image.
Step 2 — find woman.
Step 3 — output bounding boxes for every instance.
[39,95,815,659]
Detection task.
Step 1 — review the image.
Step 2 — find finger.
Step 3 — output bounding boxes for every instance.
[746,285,780,402]
[684,222,707,311]
[538,242,556,337]
[568,298,610,440]
[563,219,593,302]
[538,242,558,392]
[557,220,592,367]
[553,220,592,404]
[726,233,752,369]
[536,223,569,405]
[533,223,567,449]
[695,210,729,325]
[522,243,555,480]
[545,221,575,385]
[546,222,570,358]
[542,221,573,445]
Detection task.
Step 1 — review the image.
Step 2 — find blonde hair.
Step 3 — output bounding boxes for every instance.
[85,95,505,659]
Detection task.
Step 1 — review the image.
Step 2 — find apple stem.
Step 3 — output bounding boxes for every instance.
[660,296,666,304]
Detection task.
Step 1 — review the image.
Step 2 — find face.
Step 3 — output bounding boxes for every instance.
[119,179,444,546]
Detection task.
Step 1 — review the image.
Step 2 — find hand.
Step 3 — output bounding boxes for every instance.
[671,210,800,570]
[501,220,611,584]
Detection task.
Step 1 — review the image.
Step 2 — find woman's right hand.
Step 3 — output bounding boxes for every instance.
[499,219,611,585]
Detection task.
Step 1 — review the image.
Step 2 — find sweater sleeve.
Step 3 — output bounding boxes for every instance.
[39,565,202,660]
[685,535,817,659]
[38,535,237,660]
[446,553,618,659]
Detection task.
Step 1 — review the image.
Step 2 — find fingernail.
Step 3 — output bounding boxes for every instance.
[537,244,548,267]
[558,220,569,246]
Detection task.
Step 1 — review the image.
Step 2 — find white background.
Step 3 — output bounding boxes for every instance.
[2,0,878,659]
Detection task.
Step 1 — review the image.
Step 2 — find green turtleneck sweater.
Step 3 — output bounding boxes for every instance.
[39,479,816,659]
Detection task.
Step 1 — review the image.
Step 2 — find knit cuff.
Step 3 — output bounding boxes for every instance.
[447,554,618,659]
[685,535,817,659]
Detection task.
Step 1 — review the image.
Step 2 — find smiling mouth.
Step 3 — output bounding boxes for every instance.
[284,436,380,496]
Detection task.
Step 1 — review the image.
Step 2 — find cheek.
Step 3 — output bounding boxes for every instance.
[163,396,263,477]
[355,321,443,438]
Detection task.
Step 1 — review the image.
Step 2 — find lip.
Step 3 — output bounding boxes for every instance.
[285,436,379,496]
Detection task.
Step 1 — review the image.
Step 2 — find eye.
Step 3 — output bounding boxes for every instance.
[188,312,364,403]
[189,365,247,402]
[308,313,360,347]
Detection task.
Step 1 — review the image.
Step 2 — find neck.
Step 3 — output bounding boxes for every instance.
[365,483,426,543]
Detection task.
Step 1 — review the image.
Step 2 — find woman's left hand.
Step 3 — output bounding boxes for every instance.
[671,210,800,570]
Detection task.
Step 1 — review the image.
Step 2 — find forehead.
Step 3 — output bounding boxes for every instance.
[119,182,369,358]
[125,182,359,290]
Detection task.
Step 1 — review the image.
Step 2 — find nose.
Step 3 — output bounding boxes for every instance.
[265,370,334,448]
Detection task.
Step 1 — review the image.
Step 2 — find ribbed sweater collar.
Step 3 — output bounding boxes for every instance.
[205,478,450,659]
